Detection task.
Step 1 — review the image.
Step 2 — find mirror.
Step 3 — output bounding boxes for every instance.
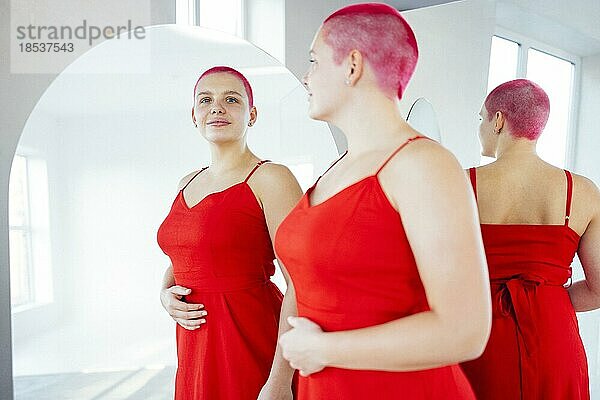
[10,24,337,398]
[406,97,441,143]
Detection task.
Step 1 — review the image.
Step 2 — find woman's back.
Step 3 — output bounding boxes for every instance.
[473,158,591,236]
[462,157,593,400]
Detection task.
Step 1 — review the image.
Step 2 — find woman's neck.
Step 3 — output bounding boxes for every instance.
[207,141,255,173]
[332,92,418,156]
[495,137,539,163]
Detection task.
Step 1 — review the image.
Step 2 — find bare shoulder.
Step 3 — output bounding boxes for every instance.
[248,162,302,195]
[177,169,204,191]
[377,138,470,212]
[248,162,303,215]
[383,138,465,186]
[572,173,600,215]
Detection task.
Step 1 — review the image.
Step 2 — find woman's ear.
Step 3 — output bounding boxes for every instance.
[494,111,505,134]
[345,49,363,86]
[192,107,197,127]
[248,106,258,127]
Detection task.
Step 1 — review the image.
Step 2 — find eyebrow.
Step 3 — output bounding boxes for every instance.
[196,90,244,98]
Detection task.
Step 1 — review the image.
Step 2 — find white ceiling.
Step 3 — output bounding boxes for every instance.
[497,0,600,56]
[506,0,600,42]
[387,0,600,57]
[386,0,462,10]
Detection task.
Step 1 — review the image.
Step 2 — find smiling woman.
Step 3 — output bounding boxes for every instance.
[157,66,304,400]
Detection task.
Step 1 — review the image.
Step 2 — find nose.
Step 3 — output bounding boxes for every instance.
[210,103,225,114]
[302,72,309,89]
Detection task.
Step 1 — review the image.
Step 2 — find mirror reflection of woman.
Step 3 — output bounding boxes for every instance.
[270,4,492,399]
[461,79,600,400]
[156,66,302,400]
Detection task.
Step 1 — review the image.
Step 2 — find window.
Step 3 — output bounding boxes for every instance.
[9,155,34,307]
[486,36,519,93]
[484,33,578,168]
[526,49,575,168]
[9,154,54,312]
[176,0,245,38]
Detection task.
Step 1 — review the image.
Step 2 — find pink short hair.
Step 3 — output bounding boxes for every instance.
[193,66,254,109]
[322,3,418,99]
[484,79,550,140]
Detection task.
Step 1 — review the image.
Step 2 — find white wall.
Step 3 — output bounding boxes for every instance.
[283,0,351,152]
[246,0,286,63]
[401,0,495,166]
[13,112,184,375]
[576,53,600,182]
[574,53,600,396]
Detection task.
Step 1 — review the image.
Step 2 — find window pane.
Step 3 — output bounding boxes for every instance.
[9,229,32,307]
[487,36,519,93]
[9,155,28,227]
[481,36,520,166]
[526,48,574,168]
[199,0,243,37]
[175,0,194,25]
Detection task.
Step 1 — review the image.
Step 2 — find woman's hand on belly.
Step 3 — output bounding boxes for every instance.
[280,316,327,376]
[160,285,207,330]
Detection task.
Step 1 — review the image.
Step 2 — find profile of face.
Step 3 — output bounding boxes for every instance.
[478,106,500,158]
[192,72,257,143]
[302,30,347,122]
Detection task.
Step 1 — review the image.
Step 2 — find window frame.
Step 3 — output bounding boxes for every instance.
[9,151,54,314]
[9,154,36,310]
[176,0,247,39]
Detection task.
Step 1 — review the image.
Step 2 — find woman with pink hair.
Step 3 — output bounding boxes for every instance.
[460,78,600,399]
[157,66,302,400]
[266,3,491,399]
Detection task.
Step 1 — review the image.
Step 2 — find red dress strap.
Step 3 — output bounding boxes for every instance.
[374,135,429,176]
[564,170,573,226]
[244,160,271,183]
[314,150,348,186]
[181,167,209,191]
[469,167,478,201]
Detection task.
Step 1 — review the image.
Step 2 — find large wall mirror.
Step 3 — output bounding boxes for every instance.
[9,24,337,399]
[8,1,600,398]
[406,97,441,143]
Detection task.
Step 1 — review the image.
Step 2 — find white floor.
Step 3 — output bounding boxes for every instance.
[14,366,176,400]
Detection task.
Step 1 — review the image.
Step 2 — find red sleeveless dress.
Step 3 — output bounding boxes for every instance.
[157,161,283,400]
[460,167,589,399]
[274,136,476,399]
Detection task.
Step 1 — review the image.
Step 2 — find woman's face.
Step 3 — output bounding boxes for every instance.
[478,106,498,158]
[302,29,347,121]
[192,72,255,143]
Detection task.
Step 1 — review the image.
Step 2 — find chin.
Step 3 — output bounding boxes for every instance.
[307,104,329,122]
[308,110,323,121]
[203,132,238,143]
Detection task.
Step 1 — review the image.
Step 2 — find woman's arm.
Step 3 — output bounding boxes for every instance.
[159,171,209,329]
[568,177,600,311]
[160,264,207,330]
[280,141,491,374]
[252,164,303,397]
[259,270,298,397]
